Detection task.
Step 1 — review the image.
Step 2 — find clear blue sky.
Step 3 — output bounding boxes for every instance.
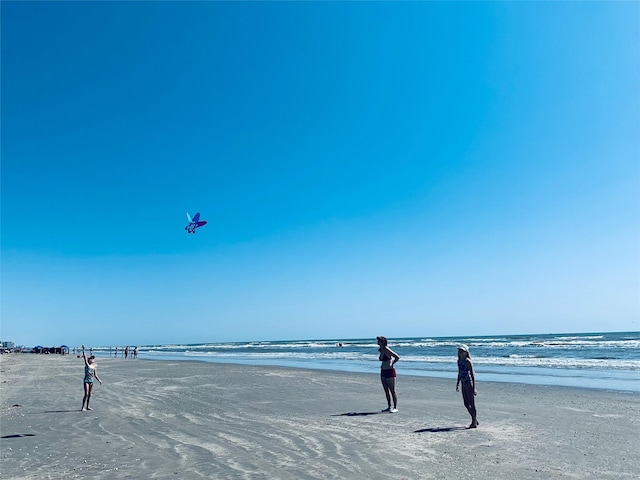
[2,1,638,347]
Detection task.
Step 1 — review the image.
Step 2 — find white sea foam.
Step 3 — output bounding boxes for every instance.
[166,351,640,371]
[97,333,640,389]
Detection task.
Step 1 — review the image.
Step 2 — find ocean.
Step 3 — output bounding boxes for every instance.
[94,331,640,392]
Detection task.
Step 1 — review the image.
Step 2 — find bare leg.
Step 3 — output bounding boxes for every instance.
[462,383,477,427]
[381,375,391,409]
[387,377,398,409]
[81,382,90,411]
[85,383,94,410]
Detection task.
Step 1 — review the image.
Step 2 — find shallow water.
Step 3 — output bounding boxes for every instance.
[92,331,640,392]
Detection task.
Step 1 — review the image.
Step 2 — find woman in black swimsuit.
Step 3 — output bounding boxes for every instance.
[456,344,478,428]
[377,336,400,413]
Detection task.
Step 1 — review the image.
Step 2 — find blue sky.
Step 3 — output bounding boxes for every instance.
[2,1,638,347]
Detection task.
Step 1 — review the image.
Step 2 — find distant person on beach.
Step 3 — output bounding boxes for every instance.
[133,346,138,359]
[81,344,102,411]
[124,346,129,359]
[114,346,118,357]
[456,344,478,428]
[377,336,400,413]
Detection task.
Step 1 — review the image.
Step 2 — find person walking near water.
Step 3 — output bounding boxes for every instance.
[456,344,478,428]
[377,336,400,413]
[81,344,102,411]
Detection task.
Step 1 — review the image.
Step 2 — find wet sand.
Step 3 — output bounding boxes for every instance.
[1,354,638,479]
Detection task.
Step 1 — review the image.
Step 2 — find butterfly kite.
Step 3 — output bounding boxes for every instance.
[185,212,207,234]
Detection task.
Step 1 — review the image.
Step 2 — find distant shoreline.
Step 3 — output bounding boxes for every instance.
[129,355,640,393]
[70,331,640,393]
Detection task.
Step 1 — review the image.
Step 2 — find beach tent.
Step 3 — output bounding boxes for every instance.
[60,345,69,354]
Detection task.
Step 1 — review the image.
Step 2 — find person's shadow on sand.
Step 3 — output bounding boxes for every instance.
[333,411,387,417]
[414,426,467,433]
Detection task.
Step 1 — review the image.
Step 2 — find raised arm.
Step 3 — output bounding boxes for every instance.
[82,345,89,367]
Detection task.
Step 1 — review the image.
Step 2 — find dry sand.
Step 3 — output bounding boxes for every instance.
[1,354,638,479]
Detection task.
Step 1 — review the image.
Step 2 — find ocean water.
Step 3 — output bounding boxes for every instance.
[94,331,640,392]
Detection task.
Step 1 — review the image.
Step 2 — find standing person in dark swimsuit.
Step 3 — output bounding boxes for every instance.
[81,344,102,411]
[377,336,400,413]
[456,344,478,428]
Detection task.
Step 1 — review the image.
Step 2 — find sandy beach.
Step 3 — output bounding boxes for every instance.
[1,354,638,479]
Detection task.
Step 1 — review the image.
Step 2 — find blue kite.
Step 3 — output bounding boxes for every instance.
[185,212,207,234]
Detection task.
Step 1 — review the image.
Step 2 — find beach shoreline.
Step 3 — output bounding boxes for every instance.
[83,331,640,393]
[1,353,639,479]
[135,355,640,394]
